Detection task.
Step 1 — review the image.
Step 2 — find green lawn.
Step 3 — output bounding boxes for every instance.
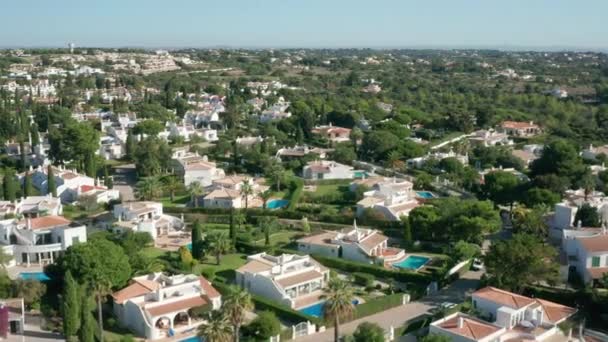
[141,247,169,259]
[255,231,301,246]
[159,193,191,207]
[194,253,248,275]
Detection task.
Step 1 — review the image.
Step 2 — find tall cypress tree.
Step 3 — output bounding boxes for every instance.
[103,167,113,189]
[125,131,136,160]
[79,295,95,342]
[62,271,81,340]
[229,208,236,246]
[3,170,17,202]
[84,153,96,178]
[47,165,57,197]
[191,220,204,260]
[23,172,33,197]
[403,218,412,247]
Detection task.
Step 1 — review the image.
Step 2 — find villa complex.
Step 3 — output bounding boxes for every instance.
[236,253,330,309]
[352,177,421,221]
[112,201,184,241]
[112,273,221,340]
[302,160,354,180]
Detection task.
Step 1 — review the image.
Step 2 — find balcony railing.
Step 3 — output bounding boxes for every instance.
[13,243,62,254]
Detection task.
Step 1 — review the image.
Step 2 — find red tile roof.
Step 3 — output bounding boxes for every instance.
[147,296,208,317]
[577,235,608,252]
[473,287,535,309]
[501,121,539,129]
[437,314,503,340]
[21,216,71,230]
[536,299,577,323]
[199,277,221,298]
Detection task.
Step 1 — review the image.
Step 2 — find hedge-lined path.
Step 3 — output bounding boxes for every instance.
[295,270,482,341]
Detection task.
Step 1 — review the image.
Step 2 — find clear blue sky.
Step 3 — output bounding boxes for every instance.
[1,0,606,49]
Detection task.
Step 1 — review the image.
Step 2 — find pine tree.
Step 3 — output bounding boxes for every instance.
[23,172,33,197]
[47,165,57,197]
[79,296,95,342]
[62,271,81,340]
[191,220,204,260]
[125,131,136,160]
[3,170,17,202]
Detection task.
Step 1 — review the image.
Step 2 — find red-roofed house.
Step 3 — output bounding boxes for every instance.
[567,233,608,284]
[499,121,541,137]
[112,273,221,340]
[312,124,352,143]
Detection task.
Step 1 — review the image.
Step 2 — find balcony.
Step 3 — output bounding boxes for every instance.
[13,243,63,254]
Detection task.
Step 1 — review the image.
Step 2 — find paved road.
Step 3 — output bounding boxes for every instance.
[112,163,137,201]
[295,271,482,342]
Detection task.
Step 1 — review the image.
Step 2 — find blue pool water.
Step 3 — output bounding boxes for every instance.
[299,300,360,318]
[267,199,289,209]
[416,191,436,199]
[19,272,51,281]
[393,256,430,270]
[186,243,192,251]
[353,171,369,178]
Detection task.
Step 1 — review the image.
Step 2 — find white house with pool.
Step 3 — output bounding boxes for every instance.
[296,221,416,267]
[112,272,221,340]
[0,215,87,268]
[351,177,422,221]
[235,253,330,310]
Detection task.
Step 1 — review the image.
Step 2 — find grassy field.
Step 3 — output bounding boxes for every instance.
[159,193,191,207]
[141,247,169,259]
[254,231,302,246]
[194,253,248,275]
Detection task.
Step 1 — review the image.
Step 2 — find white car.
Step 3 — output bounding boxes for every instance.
[440,302,457,310]
[472,258,484,271]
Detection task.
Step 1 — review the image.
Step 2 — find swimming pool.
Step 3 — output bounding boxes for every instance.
[266,199,289,209]
[392,256,430,271]
[19,272,51,281]
[353,171,369,179]
[298,299,360,318]
[416,191,436,199]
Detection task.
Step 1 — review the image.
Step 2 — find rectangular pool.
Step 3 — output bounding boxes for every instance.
[298,299,359,318]
[266,199,289,209]
[392,256,430,271]
[19,272,51,281]
[416,191,436,199]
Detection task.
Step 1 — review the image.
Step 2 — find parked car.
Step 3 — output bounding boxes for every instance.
[472,258,484,271]
[440,302,457,310]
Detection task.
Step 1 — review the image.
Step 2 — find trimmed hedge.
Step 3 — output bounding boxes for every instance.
[353,272,375,287]
[352,293,404,320]
[250,293,322,325]
[312,254,434,285]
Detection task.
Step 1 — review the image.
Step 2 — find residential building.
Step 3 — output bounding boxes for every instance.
[236,253,330,309]
[582,144,608,161]
[22,166,103,203]
[406,150,469,169]
[362,83,381,94]
[167,121,218,142]
[297,221,405,266]
[430,286,577,342]
[468,130,513,147]
[202,176,268,209]
[275,145,333,161]
[258,98,292,123]
[172,149,225,187]
[98,136,125,160]
[311,124,352,143]
[112,273,221,340]
[302,160,354,180]
[112,202,185,241]
[562,229,608,284]
[551,189,608,238]
[0,195,62,218]
[353,177,420,221]
[499,121,541,137]
[0,215,87,267]
[236,136,264,147]
[0,298,25,338]
[77,184,120,204]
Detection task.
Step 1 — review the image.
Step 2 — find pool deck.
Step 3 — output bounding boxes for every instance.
[6,265,45,280]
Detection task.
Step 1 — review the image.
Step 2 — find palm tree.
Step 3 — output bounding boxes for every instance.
[188,181,204,207]
[208,231,231,265]
[240,179,254,209]
[224,287,254,342]
[259,189,272,210]
[163,175,183,202]
[135,177,162,200]
[323,278,356,342]
[197,311,232,342]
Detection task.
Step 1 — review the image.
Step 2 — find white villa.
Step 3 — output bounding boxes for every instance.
[22,166,115,204]
[112,202,185,241]
[499,121,542,137]
[236,253,330,309]
[468,129,513,147]
[112,273,221,340]
[172,148,225,187]
[0,195,62,218]
[311,124,352,143]
[551,189,608,239]
[167,121,218,142]
[561,227,608,285]
[275,145,333,161]
[352,177,421,221]
[406,150,469,169]
[302,160,354,180]
[0,215,87,267]
[430,286,576,342]
[582,144,608,161]
[297,222,405,266]
[202,175,269,209]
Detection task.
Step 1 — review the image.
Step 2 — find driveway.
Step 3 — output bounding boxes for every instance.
[112,163,137,201]
[295,271,482,341]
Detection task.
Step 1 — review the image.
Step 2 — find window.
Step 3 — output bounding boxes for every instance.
[592,256,600,267]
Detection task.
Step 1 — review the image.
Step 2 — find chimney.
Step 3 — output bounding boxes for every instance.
[26,217,32,230]
[458,317,464,329]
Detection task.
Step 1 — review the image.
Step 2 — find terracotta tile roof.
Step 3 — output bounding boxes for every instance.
[359,233,388,254]
[146,296,208,317]
[501,121,539,129]
[205,188,241,200]
[185,161,217,171]
[112,282,154,304]
[62,172,79,180]
[199,277,221,298]
[437,314,503,340]
[80,185,107,193]
[473,287,535,309]
[357,196,384,207]
[587,267,608,280]
[21,215,71,230]
[577,235,608,252]
[236,259,273,274]
[276,270,324,288]
[535,299,577,323]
